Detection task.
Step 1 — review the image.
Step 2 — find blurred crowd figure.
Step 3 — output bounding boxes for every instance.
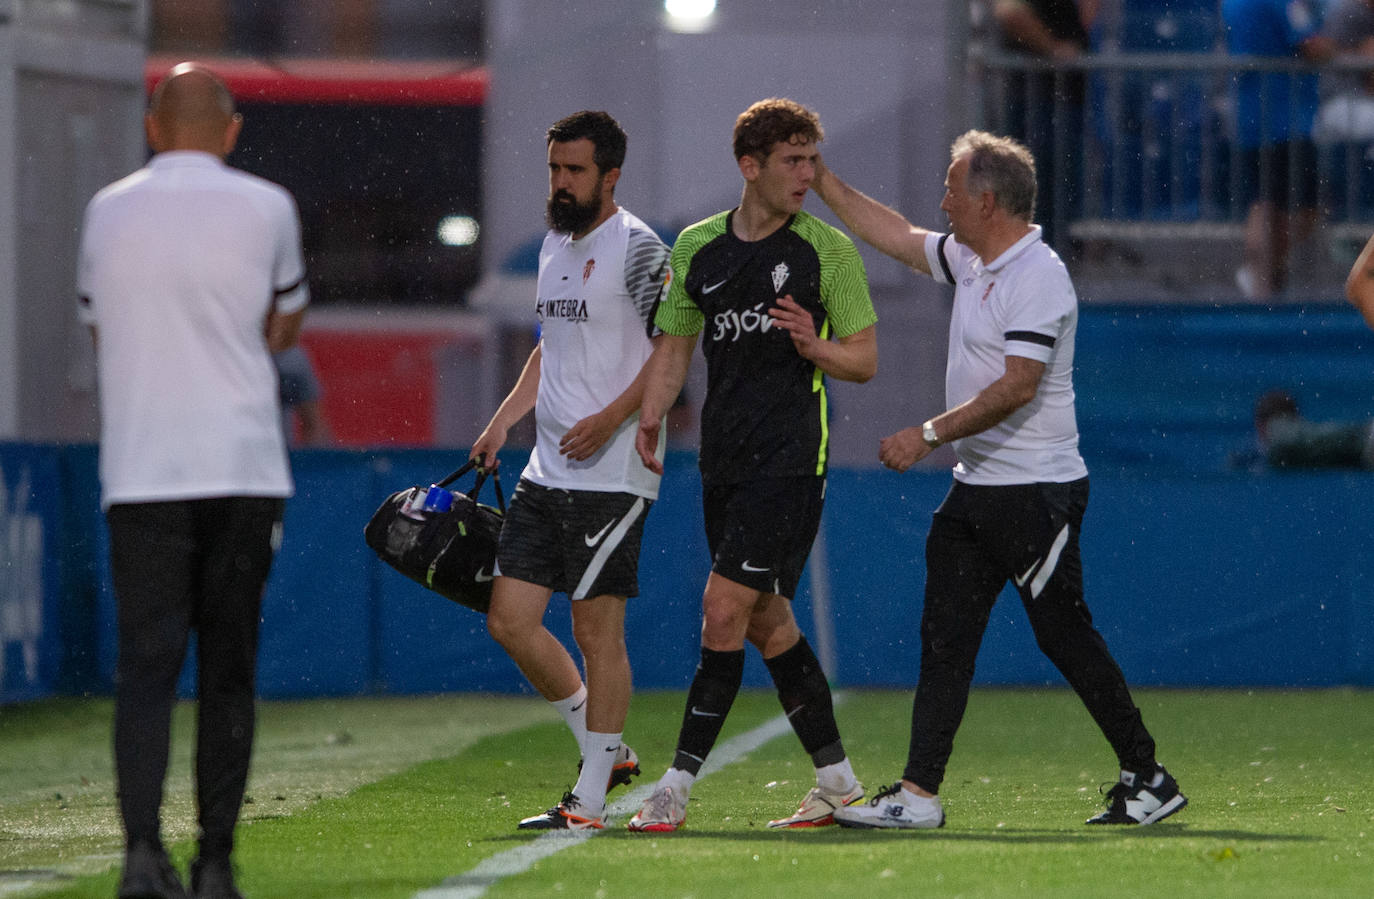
[988,0,1096,254]
[1228,231,1374,472]
[274,345,330,446]
[1315,0,1374,143]
[1223,0,1334,300]
[981,0,1374,297]
[1230,389,1374,471]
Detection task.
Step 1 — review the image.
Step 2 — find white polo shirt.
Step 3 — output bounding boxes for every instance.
[523,207,669,499]
[923,226,1088,485]
[77,151,309,509]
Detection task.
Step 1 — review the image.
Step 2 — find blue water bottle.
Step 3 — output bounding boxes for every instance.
[422,485,454,513]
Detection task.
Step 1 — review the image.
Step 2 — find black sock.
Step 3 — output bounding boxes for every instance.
[671,647,745,775]
[764,636,845,767]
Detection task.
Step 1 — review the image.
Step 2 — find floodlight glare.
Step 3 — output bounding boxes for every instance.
[665,0,716,32]
[437,215,480,247]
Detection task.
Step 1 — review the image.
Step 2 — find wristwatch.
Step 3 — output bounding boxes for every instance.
[922,419,941,448]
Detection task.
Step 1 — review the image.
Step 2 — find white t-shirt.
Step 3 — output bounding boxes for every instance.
[923,226,1088,485]
[77,151,309,509]
[522,207,669,499]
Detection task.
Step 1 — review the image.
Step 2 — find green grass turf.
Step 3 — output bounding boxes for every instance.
[4,689,1372,897]
[0,693,555,892]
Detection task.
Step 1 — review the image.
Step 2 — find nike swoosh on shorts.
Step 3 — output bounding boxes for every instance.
[584,519,615,547]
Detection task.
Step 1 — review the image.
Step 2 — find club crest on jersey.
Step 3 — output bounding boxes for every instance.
[771,262,790,294]
[583,258,596,284]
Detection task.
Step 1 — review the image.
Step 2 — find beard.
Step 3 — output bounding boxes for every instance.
[546,187,602,235]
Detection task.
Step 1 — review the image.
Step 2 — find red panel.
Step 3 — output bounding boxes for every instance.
[145,56,488,106]
[300,331,446,447]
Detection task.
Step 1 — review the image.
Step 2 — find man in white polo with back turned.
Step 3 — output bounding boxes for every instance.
[79,62,307,899]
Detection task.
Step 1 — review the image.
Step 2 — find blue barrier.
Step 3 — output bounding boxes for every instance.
[4,442,1373,704]
[0,445,64,701]
[4,305,1374,702]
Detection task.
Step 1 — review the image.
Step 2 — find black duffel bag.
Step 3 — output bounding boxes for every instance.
[363,459,505,613]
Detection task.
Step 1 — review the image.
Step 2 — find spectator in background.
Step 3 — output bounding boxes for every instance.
[1231,389,1374,470]
[1316,0,1374,134]
[990,0,1098,254]
[274,345,329,446]
[1223,0,1335,299]
[79,62,307,899]
[1313,0,1374,218]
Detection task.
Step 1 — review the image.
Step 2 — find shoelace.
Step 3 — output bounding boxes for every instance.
[867,783,904,806]
[1097,781,1131,809]
[540,789,583,818]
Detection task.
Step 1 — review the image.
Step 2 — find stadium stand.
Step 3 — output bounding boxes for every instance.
[971,0,1374,301]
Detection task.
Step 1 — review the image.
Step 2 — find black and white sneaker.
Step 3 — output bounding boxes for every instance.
[518,791,605,830]
[1086,765,1187,825]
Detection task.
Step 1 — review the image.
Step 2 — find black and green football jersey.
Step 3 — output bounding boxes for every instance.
[656,209,876,486]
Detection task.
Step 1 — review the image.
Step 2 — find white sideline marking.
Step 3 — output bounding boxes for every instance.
[413,712,796,899]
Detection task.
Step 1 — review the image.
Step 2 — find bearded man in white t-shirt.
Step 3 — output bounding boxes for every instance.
[470,110,670,831]
[78,63,308,898]
[811,130,1187,832]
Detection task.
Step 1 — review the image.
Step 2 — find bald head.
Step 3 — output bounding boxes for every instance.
[146,62,241,157]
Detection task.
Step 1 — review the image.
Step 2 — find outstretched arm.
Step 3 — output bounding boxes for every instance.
[812,156,935,275]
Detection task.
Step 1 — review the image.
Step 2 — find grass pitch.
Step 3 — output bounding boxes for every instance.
[2,688,1371,897]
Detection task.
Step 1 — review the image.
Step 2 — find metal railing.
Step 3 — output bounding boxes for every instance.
[967,45,1374,297]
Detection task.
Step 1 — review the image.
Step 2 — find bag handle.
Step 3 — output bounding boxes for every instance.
[436,458,506,513]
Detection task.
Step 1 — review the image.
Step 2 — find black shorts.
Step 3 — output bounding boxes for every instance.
[702,476,825,599]
[1237,140,1319,208]
[495,479,651,600]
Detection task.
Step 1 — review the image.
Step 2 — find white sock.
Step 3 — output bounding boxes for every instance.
[659,766,695,799]
[571,730,621,815]
[550,684,588,758]
[815,758,858,795]
[900,786,935,807]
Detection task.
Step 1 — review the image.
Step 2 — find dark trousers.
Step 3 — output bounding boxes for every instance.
[108,496,283,860]
[903,479,1156,793]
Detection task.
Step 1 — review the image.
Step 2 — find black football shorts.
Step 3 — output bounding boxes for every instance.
[702,475,825,599]
[496,478,651,600]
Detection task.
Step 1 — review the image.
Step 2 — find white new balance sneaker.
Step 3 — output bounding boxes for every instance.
[767,782,865,828]
[626,784,687,833]
[833,783,945,830]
